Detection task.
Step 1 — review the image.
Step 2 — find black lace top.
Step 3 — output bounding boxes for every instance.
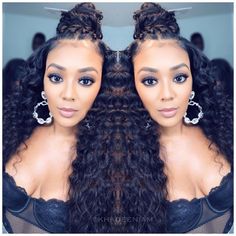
[2,171,233,233]
[166,171,233,233]
[3,172,69,233]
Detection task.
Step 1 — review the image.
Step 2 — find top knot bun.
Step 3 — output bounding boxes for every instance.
[56,3,103,40]
[133,3,180,40]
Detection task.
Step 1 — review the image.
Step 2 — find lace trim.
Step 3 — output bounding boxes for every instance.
[4,172,69,205]
[208,171,232,195]
[4,172,28,196]
[167,171,232,205]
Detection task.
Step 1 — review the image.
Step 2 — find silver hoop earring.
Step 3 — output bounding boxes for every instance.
[33,91,52,125]
[184,91,203,125]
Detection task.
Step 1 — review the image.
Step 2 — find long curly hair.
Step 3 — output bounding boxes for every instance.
[69,51,167,233]
[89,51,167,233]
[123,2,233,232]
[3,3,117,233]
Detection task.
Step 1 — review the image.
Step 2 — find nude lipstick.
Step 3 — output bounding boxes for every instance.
[58,107,78,118]
[158,108,178,118]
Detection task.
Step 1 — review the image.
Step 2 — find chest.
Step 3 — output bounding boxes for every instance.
[160,138,226,200]
[3,172,69,233]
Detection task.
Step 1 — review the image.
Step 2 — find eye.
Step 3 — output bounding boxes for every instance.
[79,77,94,86]
[48,74,63,83]
[174,74,188,83]
[142,77,158,86]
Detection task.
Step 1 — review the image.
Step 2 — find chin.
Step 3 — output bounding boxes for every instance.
[154,117,182,128]
[55,118,81,128]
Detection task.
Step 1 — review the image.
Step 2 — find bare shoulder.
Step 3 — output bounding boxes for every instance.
[161,126,231,200]
[196,151,231,196]
[5,127,49,196]
[5,125,75,200]
[187,126,231,196]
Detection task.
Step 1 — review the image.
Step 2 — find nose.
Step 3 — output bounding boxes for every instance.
[61,82,76,101]
[160,81,174,101]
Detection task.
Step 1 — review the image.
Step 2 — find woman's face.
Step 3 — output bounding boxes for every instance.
[133,39,193,128]
[44,39,103,128]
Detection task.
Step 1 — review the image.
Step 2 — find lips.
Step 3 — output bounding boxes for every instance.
[158,108,178,118]
[58,107,78,118]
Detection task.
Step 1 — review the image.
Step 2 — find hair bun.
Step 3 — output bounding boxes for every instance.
[133,3,180,40]
[56,3,103,40]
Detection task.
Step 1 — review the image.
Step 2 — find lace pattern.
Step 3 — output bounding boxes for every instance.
[166,171,233,233]
[3,172,69,233]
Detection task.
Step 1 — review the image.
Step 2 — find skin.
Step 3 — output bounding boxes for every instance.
[44,39,102,131]
[133,39,231,201]
[134,39,193,129]
[6,39,103,201]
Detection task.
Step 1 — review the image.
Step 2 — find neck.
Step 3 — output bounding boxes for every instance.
[49,122,77,140]
[159,122,186,141]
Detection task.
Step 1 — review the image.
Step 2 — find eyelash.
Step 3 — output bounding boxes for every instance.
[142,77,157,86]
[141,73,188,86]
[79,77,95,86]
[174,73,188,83]
[48,74,95,86]
[48,73,62,83]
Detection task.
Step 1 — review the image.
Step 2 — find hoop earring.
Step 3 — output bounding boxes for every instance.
[184,91,203,125]
[33,91,52,125]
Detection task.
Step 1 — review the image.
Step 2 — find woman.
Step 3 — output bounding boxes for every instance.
[3,3,114,233]
[125,3,233,233]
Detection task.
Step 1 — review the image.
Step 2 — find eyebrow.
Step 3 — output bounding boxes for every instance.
[47,63,98,74]
[79,67,98,74]
[170,63,190,71]
[137,67,158,74]
[137,63,190,74]
[47,63,65,71]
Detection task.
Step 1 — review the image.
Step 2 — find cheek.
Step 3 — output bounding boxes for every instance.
[44,84,58,107]
[178,88,192,113]
[44,93,58,115]
[43,80,63,115]
[184,93,191,103]
[177,78,192,103]
[181,95,191,114]
[79,85,101,110]
[135,82,146,103]
[135,84,157,110]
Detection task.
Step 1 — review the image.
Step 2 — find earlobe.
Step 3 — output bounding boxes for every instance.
[41,91,47,100]
[189,91,195,100]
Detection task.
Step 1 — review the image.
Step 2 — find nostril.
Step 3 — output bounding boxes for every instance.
[62,96,76,101]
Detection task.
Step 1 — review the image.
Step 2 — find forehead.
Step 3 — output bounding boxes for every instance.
[134,39,190,69]
[46,39,102,68]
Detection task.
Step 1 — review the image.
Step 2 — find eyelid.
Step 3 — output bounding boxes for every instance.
[173,73,188,83]
[141,75,157,81]
[79,76,95,86]
[141,76,158,86]
[48,73,63,83]
[79,76,95,82]
[175,73,188,77]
